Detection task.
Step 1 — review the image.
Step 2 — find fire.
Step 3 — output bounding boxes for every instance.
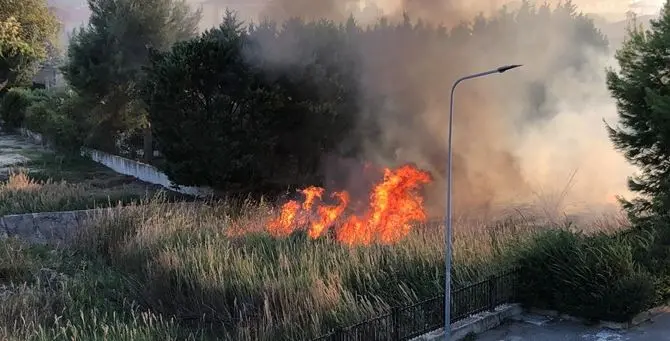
[267,164,432,245]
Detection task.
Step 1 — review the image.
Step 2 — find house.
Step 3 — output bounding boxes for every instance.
[32,63,63,89]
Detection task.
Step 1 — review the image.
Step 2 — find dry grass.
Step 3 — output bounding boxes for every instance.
[0,170,149,216]
[0,194,630,340]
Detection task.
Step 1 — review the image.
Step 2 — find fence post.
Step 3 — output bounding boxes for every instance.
[392,307,400,340]
[334,327,343,341]
[488,275,497,311]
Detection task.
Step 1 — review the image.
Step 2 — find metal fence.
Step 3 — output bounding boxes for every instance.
[313,269,519,341]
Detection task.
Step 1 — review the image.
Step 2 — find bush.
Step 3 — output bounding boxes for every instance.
[0,88,47,129]
[514,229,656,322]
[24,89,90,153]
[619,218,670,302]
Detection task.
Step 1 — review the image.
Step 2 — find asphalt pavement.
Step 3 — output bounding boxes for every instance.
[477,309,670,341]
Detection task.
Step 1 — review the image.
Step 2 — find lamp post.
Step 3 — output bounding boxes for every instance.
[444,64,522,341]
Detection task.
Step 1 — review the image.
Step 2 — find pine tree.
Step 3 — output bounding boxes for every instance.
[63,0,200,156]
[606,2,670,217]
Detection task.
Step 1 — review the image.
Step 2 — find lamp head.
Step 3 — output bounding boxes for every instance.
[497,64,523,73]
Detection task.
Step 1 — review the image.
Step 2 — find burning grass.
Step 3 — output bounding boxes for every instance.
[0,191,632,340]
[268,164,432,245]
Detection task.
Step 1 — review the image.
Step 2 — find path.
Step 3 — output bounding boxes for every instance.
[0,130,48,177]
[477,310,670,341]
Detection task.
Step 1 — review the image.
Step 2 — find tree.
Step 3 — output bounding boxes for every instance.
[606,2,670,218]
[144,13,281,191]
[62,0,200,158]
[0,0,59,91]
[144,12,361,193]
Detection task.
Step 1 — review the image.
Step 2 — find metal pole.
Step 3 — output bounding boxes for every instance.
[444,65,522,341]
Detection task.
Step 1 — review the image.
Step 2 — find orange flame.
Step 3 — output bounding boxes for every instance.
[267,164,432,245]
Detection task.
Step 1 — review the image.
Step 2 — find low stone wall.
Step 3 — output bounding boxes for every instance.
[0,208,118,245]
[18,128,211,197]
[0,203,201,245]
[80,148,211,197]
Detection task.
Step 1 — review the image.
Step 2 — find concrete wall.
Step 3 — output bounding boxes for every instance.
[80,148,211,197]
[18,128,211,197]
[0,208,115,245]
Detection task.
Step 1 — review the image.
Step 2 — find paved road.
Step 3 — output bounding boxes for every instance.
[0,132,41,176]
[478,310,670,341]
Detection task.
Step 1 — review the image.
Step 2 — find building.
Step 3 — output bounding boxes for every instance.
[32,63,63,89]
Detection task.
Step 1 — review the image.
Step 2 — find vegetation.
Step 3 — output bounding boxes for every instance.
[2,0,670,338]
[0,87,46,128]
[601,0,670,319]
[144,12,359,193]
[63,0,201,157]
[0,197,564,340]
[0,171,148,216]
[514,229,657,322]
[0,86,92,153]
[0,0,60,91]
[606,2,670,219]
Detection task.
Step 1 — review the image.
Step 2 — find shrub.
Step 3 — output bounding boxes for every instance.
[599,271,657,322]
[619,218,670,302]
[0,88,47,128]
[24,89,90,153]
[514,229,656,322]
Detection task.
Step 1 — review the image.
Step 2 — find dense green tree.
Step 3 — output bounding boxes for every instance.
[145,12,360,192]
[62,0,200,156]
[0,0,59,91]
[606,3,670,217]
[144,13,281,190]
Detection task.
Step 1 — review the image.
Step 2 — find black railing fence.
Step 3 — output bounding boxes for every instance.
[313,269,519,341]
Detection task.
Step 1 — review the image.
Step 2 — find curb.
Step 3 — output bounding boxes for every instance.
[411,303,523,341]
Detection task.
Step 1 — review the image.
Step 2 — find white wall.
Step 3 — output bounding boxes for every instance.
[80,148,212,197]
[18,128,211,197]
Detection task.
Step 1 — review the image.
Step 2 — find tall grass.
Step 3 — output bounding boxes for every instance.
[0,186,633,340]
[0,171,145,216]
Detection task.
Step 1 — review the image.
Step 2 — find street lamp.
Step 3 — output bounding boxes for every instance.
[444,64,522,341]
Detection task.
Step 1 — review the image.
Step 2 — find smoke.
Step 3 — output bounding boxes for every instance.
[46,0,641,218]
[219,0,640,218]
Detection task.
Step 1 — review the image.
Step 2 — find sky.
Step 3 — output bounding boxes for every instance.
[50,0,668,29]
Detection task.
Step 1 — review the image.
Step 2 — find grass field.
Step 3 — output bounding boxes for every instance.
[0,184,631,340]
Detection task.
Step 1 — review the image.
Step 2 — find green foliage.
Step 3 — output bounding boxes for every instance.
[0,87,45,128]
[0,0,60,90]
[514,229,656,322]
[24,88,90,152]
[606,2,670,313]
[606,3,670,217]
[144,14,279,190]
[62,0,201,152]
[145,13,361,193]
[617,219,670,302]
